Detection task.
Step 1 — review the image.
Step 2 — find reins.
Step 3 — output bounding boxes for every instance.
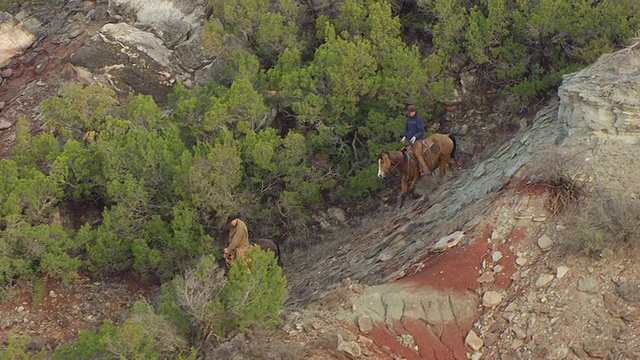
[384,151,402,173]
[385,150,416,175]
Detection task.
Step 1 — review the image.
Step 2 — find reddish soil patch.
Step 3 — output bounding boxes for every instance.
[366,324,423,360]
[403,318,468,360]
[493,225,527,289]
[398,224,493,291]
[356,227,496,360]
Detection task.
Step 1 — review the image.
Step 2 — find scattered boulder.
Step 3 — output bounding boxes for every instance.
[465,330,483,351]
[433,230,465,251]
[482,291,503,307]
[511,325,526,340]
[556,266,569,279]
[613,279,640,303]
[537,235,554,251]
[535,274,554,288]
[174,25,211,70]
[477,271,495,284]
[357,335,373,348]
[491,251,503,262]
[0,115,11,130]
[108,0,208,49]
[577,276,600,294]
[357,315,372,334]
[337,334,361,359]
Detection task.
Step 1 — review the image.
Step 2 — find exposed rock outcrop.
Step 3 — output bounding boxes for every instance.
[70,22,179,104]
[0,12,35,67]
[559,43,640,137]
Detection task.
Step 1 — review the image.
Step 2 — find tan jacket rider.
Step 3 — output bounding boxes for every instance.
[225,215,252,260]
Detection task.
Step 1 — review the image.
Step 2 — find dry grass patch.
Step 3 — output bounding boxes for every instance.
[525,147,587,216]
[544,174,586,215]
[563,192,640,256]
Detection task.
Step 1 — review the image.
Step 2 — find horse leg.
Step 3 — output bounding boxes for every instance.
[439,157,447,176]
[408,174,420,199]
[398,192,406,208]
[399,175,408,208]
[416,149,430,176]
[448,157,457,172]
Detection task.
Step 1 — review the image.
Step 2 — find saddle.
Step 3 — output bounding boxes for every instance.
[401,147,420,166]
[403,139,434,165]
[224,245,255,268]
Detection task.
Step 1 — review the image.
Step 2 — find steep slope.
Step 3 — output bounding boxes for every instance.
[283,102,561,359]
[2,2,640,359]
[281,45,640,359]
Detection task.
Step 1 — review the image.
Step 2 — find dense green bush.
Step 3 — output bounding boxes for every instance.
[40,83,123,141]
[166,249,285,349]
[418,0,640,107]
[0,200,81,285]
[219,246,286,332]
[169,254,226,345]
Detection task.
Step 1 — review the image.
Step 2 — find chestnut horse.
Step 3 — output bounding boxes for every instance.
[377,150,422,208]
[224,239,282,268]
[410,133,457,177]
[377,133,457,208]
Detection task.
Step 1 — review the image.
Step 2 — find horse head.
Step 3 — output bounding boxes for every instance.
[377,149,421,208]
[378,152,392,178]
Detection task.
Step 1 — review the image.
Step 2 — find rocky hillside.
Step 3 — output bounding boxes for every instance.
[2,1,640,359]
[279,44,640,359]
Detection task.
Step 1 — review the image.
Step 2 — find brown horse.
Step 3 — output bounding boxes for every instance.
[224,239,282,268]
[377,150,422,208]
[255,239,282,267]
[410,133,457,177]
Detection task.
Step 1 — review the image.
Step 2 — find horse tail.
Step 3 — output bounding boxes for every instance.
[275,242,283,267]
[448,133,458,159]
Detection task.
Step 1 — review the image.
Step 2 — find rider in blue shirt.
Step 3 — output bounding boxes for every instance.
[401,105,424,147]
